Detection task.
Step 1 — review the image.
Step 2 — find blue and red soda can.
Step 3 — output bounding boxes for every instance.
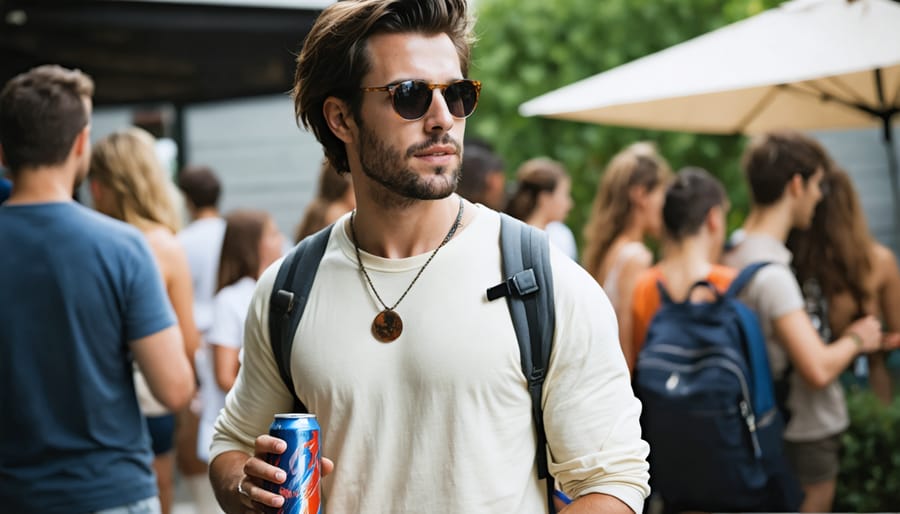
[265,413,322,514]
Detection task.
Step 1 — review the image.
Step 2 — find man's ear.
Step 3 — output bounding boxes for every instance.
[72,125,90,158]
[323,97,356,144]
[788,173,805,198]
[706,205,723,232]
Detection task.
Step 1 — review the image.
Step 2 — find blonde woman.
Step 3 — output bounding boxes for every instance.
[582,142,671,370]
[89,127,199,514]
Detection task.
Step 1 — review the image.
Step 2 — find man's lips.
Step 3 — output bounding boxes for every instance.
[414,145,457,158]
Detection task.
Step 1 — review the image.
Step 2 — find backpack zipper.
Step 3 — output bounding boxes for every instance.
[648,342,744,364]
[638,356,762,458]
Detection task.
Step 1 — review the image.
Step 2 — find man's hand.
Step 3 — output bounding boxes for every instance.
[881,331,900,352]
[210,434,334,513]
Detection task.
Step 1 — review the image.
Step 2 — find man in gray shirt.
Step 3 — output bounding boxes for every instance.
[723,130,894,512]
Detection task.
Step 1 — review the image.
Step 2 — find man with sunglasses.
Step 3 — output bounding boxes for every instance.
[209,1,649,513]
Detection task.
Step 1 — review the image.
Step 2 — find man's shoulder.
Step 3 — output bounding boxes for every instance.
[79,208,149,248]
[178,217,226,244]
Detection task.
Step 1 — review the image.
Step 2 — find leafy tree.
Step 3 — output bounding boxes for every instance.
[470,0,782,250]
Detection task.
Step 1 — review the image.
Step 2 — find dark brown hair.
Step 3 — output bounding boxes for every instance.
[504,157,567,221]
[218,209,271,291]
[294,160,353,242]
[0,65,94,174]
[787,167,873,310]
[662,167,727,241]
[458,142,504,207]
[177,165,221,209]
[293,0,472,173]
[742,130,829,206]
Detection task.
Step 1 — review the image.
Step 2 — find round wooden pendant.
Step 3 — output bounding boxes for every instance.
[372,309,403,343]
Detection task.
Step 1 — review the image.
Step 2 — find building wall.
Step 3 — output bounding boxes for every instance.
[811,125,900,256]
[92,94,323,239]
[184,95,323,240]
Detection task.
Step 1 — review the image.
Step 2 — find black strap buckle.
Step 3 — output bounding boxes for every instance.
[486,269,539,301]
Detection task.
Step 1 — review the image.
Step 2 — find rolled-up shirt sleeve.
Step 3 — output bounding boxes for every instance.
[544,252,651,513]
[210,261,294,461]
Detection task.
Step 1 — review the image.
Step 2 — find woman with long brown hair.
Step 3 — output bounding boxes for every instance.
[89,127,199,514]
[788,167,900,405]
[197,209,284,465]
[582,142,671,360]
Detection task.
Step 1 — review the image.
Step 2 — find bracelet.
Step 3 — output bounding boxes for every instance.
[846,330,864,350]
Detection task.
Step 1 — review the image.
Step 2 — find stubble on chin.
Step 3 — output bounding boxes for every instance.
[358,127,461,209]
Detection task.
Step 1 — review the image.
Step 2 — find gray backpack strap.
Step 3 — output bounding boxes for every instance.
[268,224,334,413]
[487,213,557,512]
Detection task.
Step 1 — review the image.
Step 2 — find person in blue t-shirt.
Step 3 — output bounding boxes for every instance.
[0,65,196,514]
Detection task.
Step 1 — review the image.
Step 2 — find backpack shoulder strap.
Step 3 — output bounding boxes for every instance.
[724,261,777,415]
[268,224,334,413]
[725,261,771,298]
[487,213,557,512]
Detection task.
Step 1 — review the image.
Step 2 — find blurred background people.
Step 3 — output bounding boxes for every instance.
[90,126,200,514]
[723,131,894,513]
[630,167,735,373]
[458,138,507,211]
[505,156,576,259]
[177,165,226,343]
[175,164,226,512]
[788,167,900,406]
[198,209,284,466]
[0,65,193,514]
[294,160,355,242]
[582,142,671,359]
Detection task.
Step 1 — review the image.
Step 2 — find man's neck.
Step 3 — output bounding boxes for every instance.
[192,207,220,220]
[4,165,76,205]
[350,194,469,259]
[742,203,793,243]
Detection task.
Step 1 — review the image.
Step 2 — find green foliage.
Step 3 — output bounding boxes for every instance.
[470,0,782,248]
[835,388,900,512]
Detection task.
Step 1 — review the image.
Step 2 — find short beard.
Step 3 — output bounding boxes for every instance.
[358,122,460,209]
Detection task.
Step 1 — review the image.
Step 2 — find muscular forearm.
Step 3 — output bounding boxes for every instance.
[562,493,635,514]
[209,450,251,514]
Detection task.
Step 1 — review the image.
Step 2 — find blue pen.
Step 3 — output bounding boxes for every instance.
[553,489,572,505]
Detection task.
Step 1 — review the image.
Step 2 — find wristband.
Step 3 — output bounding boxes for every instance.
[846,330,864,350]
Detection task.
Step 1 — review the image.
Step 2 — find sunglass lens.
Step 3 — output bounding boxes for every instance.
[393,80,432,120]
[445,81,479,118]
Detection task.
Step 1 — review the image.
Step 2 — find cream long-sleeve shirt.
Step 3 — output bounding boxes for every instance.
[211,206,650,513]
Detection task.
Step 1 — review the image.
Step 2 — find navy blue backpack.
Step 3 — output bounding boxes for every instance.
[634,262,802,512]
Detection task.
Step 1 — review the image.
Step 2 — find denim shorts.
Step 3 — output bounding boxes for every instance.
[93,496,161,514]
[146,413,176,455]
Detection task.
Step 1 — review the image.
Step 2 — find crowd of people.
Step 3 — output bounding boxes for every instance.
[1,1,899,514]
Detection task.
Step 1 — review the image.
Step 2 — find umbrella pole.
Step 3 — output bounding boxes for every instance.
[875,68,900,245]
[882,117,900,244]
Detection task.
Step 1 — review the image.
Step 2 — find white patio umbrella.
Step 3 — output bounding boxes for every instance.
[519,0,900,215]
